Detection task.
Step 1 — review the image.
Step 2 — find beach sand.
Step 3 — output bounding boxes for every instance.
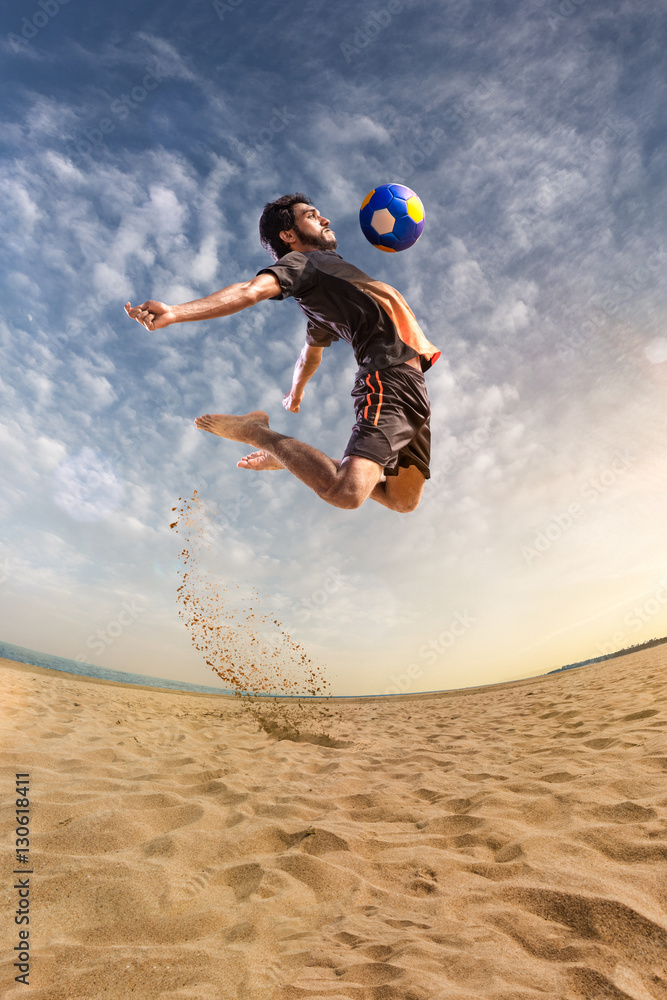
[1,648,666,1000]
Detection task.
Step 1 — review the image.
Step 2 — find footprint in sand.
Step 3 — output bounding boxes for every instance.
[167,866,215,902]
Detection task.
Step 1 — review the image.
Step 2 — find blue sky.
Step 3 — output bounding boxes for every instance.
[1,0,666,696]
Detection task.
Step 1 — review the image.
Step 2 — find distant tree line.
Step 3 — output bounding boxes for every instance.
[547,635,667,674]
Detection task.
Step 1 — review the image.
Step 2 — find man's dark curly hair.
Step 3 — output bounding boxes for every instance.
[259,192,312,260]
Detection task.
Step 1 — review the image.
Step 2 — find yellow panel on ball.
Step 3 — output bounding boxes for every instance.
[360,189,376,210]
[377,245,397,253]
[406,195,424,223]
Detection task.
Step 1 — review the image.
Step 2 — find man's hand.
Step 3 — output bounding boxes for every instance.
[125,300,176,331]
[284,344,323,412]
[282,390,304,413]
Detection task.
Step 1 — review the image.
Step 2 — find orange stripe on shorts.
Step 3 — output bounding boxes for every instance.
[373,370,383,426]
[363,371,384,425]
[364,373,374,420]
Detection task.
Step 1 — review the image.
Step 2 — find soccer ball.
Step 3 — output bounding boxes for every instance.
[359,183,425,252]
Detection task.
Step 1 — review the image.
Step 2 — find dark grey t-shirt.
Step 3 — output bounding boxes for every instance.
[257,249,440,375]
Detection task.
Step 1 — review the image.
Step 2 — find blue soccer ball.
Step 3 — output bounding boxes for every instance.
[359,183,425,252]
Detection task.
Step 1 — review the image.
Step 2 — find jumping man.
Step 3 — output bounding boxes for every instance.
[125,193,440,512]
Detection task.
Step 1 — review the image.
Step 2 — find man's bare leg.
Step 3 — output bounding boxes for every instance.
[237,450,424,513]
[195,412,424,511]
[368,462,425,512]
[195,411,382,509]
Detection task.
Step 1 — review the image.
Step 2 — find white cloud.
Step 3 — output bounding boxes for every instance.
[644,337,667,365]
[52,448,124,522]
[190,233,220,284]
[93,262,131,302]
[35,436,68,470]
[0,179,40,230]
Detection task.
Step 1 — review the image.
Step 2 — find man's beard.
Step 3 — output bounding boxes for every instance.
[293,224,338,251]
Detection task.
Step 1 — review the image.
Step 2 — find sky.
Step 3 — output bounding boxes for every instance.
[1,0,666,697]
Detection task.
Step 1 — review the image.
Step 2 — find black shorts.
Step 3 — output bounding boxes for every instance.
[342,362,431,479]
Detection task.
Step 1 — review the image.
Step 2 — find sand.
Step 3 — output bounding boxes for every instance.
[1,648,666,1000]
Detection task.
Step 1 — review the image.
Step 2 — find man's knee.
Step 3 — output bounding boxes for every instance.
[390,495,421,513]
[385,464,425,512]
[320,481,365,509]
[320,467,370,509]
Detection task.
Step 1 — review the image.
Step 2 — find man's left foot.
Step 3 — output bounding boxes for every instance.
[237,450,284,471]
[194,410,270,445]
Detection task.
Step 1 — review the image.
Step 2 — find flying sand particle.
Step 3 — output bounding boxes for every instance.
[170,491,332,729]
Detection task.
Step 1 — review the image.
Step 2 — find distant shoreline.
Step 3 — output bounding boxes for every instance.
[0,639,232,695]
[4,635,665,702]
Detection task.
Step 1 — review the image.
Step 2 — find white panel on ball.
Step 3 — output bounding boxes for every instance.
[371,208,396,235]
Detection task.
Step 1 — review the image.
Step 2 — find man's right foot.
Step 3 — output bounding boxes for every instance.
[237,450,284,471]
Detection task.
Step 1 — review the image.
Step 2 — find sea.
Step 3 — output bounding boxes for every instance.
[0,639,234,695]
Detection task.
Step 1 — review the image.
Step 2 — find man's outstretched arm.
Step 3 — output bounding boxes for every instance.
[283,343,324,413]
[125,272,281,331]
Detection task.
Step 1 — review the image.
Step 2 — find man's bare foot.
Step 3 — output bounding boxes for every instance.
[237,450,284,471]
[194,410,270,444]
